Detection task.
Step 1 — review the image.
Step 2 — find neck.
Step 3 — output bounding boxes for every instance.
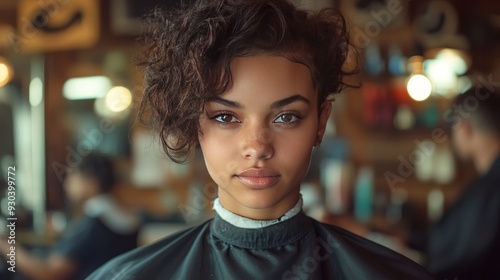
[473,137,500,175]
[217,191,301,220]
[213,197,303,229]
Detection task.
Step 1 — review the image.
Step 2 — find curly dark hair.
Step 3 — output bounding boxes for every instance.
[138,0,357,163]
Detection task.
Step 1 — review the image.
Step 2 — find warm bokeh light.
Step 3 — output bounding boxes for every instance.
[424,48,469,97]
[437,49,468,75]
[94,96,112,118]
[0,61,13,87]
[105,86,132,112]
[94,86,133,119]
[407,74,432,101]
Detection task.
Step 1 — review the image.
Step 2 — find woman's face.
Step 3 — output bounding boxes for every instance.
[64,171,98,204]
[198,55,331,220]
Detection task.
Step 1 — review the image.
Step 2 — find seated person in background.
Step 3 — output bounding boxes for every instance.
[88,0,432,279]
[408,88,500,279]
[0,153,140,280]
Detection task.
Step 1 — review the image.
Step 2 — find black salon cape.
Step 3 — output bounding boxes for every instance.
[414,155,500,279]
[87,212,431,280]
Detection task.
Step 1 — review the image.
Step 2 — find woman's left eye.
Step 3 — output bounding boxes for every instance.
[274,114,300,124]
[213,114,240,124]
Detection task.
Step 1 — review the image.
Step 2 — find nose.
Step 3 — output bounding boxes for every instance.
[240,125,274,160]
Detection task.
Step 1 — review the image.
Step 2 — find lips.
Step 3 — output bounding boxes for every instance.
[235,168,280,189]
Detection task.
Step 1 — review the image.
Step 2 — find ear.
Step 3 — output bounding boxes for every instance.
[314,101,332,147]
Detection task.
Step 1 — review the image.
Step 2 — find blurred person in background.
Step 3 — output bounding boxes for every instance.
[407,88,500,279]
[0,153,140,280]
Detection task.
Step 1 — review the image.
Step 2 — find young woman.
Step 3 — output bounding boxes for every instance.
[88,0,432,279]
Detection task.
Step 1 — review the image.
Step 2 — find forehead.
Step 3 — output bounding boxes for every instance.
[65,170,93,182]
[225,55,316,100]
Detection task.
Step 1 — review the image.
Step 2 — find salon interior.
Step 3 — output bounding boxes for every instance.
[0,0,499,277]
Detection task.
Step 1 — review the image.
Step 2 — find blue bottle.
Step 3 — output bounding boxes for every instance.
[354,166,374,223]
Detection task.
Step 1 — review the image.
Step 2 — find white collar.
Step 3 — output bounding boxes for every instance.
[213,196,303,229]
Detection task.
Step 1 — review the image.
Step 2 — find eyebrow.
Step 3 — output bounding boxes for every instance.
[209,94,310,109]
[270,95,310,109]
[209,96,243,109]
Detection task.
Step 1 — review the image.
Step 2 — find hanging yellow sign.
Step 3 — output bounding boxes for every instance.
[17,0,99,53]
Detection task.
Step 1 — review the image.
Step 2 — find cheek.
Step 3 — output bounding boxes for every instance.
[275,135,314,170]
[65,183,82,200]
[199,134,237,180]
[278,121,317,149]
[452,130,464,147]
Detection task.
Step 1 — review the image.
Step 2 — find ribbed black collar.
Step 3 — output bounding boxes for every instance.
[211,211,313,249]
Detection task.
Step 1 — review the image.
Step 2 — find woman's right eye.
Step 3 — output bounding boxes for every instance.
[212,114,240,124]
